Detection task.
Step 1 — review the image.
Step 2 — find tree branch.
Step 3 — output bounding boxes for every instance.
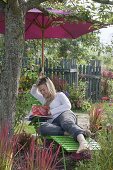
[92,0,113,5]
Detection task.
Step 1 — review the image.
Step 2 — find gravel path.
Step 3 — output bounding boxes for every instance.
[76,113,90,130]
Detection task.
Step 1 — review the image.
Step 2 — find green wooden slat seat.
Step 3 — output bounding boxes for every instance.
[48,136,101,152]
[44,136,101,170]
[49,136,79,152]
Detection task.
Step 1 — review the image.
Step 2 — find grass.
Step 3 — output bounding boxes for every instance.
[15,122,36,134]
[22,123,36,134]
[103,101,113,114]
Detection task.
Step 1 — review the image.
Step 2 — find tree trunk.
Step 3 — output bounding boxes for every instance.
[0,4,25,134]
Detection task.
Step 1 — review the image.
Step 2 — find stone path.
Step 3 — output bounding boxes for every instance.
[76,113,90,130]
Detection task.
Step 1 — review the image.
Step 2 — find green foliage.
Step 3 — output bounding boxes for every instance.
[76,127,113,170]
[19,68,38,91]
[16,92,41,126]
[23,30,113,70]
[2,0,7,3]
[68,81,91,111]
[81,100,92,112]
[107,79,113,99]
[102,102,113,125]
[101,78,113,98]
[24,31,104,66]
[16,123,36,134]
[28,116,41,132]
[69,81,86,100]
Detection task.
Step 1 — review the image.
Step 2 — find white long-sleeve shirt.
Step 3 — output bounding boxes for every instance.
[30,85,71,123]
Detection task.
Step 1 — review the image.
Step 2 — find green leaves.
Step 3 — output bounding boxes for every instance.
[2,0,7,3]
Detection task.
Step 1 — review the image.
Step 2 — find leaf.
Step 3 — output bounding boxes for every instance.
[2,0,7,3]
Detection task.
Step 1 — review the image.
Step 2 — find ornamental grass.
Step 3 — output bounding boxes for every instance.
[0,124,61,170]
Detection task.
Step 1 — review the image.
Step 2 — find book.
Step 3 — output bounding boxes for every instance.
[32,105,49,116]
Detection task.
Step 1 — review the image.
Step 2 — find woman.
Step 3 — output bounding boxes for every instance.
[30,76,90,153]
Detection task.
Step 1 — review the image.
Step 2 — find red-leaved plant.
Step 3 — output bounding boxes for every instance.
[0,124,20,170]
[15,138,61,170]
[0,125,61,170]
[89,104,104,133]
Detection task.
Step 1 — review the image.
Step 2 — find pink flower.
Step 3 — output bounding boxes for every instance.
[101,96,110,101]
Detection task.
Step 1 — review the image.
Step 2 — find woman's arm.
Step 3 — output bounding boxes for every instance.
[30,84,45,105]
[50,92,71,115]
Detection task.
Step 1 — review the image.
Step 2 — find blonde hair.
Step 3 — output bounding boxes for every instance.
[36,77,56,105]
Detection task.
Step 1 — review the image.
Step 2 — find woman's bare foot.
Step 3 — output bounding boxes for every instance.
[76,134,89,153]
[76,141,89,153]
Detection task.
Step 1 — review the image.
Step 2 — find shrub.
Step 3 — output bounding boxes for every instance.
[89,104,104,133]
[19,68,38,92]
[68,81,91,111]
[15,92,41,126]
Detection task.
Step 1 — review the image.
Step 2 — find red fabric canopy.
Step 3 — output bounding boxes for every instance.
[0,8,96,40]
[0,8,100,70]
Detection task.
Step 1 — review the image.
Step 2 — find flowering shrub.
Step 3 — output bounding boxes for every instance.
[102,70,113,79]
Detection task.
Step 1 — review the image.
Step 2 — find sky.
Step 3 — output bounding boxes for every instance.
[99,26,113,45]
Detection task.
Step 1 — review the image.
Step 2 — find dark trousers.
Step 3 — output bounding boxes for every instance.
[39,110,84,139]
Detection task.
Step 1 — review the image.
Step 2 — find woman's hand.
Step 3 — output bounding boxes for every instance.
[32,84,37,88]
[36,71,45,86]
[39,71,45,79]
[48,110,51,115]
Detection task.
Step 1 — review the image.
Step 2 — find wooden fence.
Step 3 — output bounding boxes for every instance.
[22,57,101,101]
[78,60,101,101]
[43,58,101,101]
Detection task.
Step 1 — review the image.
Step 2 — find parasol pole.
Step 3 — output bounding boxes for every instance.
[42,28,44,75]
[41,13,45,75]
